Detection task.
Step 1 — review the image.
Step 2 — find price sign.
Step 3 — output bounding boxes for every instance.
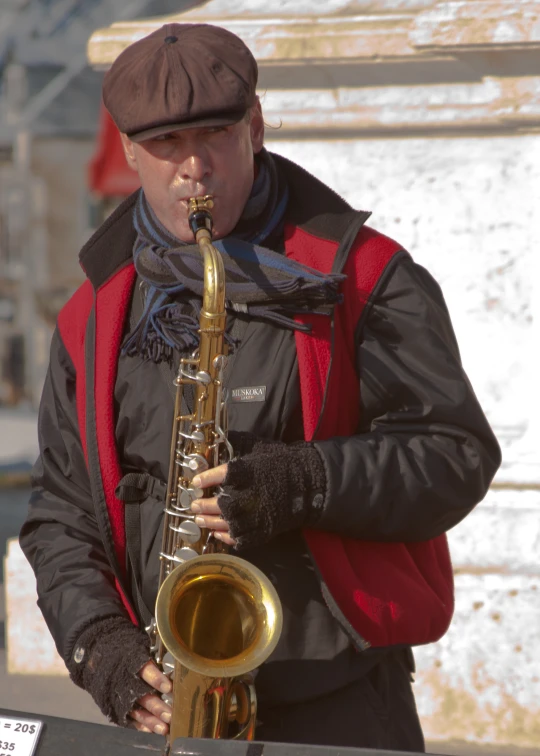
[0,716,43,756]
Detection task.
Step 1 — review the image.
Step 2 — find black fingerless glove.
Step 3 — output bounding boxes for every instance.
[67,615,153,726]
[218,442,327,550]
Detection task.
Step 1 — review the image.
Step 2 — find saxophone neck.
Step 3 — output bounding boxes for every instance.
[188,196,226,320]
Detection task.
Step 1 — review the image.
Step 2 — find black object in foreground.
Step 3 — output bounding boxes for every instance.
[0,708,162,755]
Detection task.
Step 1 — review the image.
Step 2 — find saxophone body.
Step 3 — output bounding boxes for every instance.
[148,197,283,746]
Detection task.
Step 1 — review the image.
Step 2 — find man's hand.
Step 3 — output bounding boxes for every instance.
[198,445,326,551]
[191,464,237,547]
[129,661,172,734]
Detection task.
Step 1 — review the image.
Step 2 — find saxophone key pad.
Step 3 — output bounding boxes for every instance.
[176,520,201,543]
[188,454,209,472]
[179,486,204,508]
[179,489,192,508]
[162,652,175,674]
[175,546,199,562]
[196,370,211,385]
[213,354,227,370]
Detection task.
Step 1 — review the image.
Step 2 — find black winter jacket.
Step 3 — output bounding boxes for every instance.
[20,167,501,706]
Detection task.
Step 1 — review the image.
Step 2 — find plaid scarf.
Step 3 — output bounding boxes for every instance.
[123,149,345,363]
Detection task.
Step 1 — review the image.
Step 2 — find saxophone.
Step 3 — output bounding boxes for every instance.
[149,196,283,747]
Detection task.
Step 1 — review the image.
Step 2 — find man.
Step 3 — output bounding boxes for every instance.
[20,22,500,751]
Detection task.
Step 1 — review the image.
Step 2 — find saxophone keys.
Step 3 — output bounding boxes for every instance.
[179,490,192,508]
[188,454,209,472]
[162,652,176,674]
[179,486,204,508]
[196,370,211,386]
[161,693,174,708]
[174,546,199,562]
[170,520,201,543]
[213,354,227,370]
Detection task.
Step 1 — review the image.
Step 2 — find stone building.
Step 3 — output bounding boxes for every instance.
[4,0,540,749]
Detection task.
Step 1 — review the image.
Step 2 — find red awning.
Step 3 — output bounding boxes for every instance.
[88,104,141,197]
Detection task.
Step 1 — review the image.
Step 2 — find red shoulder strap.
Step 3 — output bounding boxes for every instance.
[93,264,137,578]
[285,222,401,440]
[57,280,95,463]
[58,267,138,624]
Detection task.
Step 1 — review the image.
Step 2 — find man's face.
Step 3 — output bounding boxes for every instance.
[121,101,264,242]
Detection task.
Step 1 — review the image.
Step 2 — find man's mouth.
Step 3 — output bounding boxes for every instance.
[178,192,214,202]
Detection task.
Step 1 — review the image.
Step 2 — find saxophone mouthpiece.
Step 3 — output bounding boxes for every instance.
[188,195,214,238]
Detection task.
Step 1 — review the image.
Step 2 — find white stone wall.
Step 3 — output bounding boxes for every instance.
[267,135,538,439]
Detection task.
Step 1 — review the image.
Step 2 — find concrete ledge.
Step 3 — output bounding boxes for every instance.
[260,77,540,135]
[411,1,540,50]
[87,0,540,71]
[415,573,540,747]
[414,486,540,748]
[4,539,67,676]
[86,10,417,68]
[447,489,540,573]
[86,1,540,136]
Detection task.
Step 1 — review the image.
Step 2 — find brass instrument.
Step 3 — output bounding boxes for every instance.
[148,196,283,747]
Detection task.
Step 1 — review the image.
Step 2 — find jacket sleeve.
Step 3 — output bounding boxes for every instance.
[19,328,130,664]
[312,254,502,542]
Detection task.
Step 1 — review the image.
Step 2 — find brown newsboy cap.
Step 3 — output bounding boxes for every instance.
[103,23,258,142]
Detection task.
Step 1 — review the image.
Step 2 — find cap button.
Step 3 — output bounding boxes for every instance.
[164,35,178,44]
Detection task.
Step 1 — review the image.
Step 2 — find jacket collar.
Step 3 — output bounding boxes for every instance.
[79,192,138,291]
[80,154,367,291]
[273,153,363,242]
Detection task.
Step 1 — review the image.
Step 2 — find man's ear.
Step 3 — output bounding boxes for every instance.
[120,133,137,170]
[250,98,265,154]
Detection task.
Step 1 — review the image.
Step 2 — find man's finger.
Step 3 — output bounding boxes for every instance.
[192,464,228,489]
[191,496,221,515]
[194,514,230,532]
[214,531,236,547]
[138,692,172,723]
[128,720,152,733]
[139,660,172,694]
[130,704,168,736]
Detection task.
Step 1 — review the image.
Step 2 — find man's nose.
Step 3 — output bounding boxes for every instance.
[179,152,211,183]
